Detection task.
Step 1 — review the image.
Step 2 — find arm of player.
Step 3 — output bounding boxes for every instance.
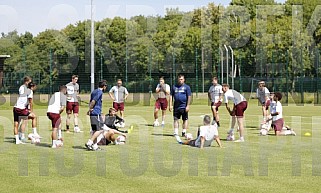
[208,92,212,102]
[186,95,191,112]
[59,106,65,114]
[200,136,205,149]
[87,100,96,115]
[108,92,115,101]
[28,98,33,112]
[169,95,173,112]
[155,84,161,93]
[214,136,222,148]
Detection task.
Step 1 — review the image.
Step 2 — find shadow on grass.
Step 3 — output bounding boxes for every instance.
[72,145,87,150]
[144,124,154,127]
[35,143,51,148]
[151,133,174,137]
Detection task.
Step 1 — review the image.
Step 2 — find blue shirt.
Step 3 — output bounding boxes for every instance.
[171,83,192,109]
[90,88,103,116]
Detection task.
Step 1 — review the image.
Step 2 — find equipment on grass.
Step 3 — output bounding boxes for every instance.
[28,133,41,144]
[56,139,63,147]
[304,132,311,136]
[226,134,235,141]
[116,135,126,145]
[260,129,268,136]
[185,133,193,140]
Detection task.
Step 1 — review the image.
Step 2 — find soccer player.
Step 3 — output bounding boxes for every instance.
[169,74,192,137]
[153,76,170,127]
[104,107,127,133]
[66,75,80,133]
[47,85,67,148]
[208,77,223,126]
[109,79,129,120]
[270,92,296,136]
[86,80,108,151]
[175,115,222,148]
[222,84,247,142]
[256,81,270,123]
[13,76,39,144]
[85,125,127,150]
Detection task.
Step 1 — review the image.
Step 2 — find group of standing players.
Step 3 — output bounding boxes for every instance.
[12,74,294,149]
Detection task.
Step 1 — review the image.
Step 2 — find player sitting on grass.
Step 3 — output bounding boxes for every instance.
[175,115,222,148]
[268,92,296,136]
[104,107,127,133]
[85,124,127,150]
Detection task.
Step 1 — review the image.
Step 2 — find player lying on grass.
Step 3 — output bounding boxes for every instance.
[13,77,40,144]
[85,125,127,150]
[47,85,67,148]
[263,92,296,136]
[175,115,222,148]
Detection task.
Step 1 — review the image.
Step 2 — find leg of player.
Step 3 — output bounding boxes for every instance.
[28,112,40,137]
[174,119,179,136]
[211,105,219,126]
[161,109,166,126]
[153,107,160,127]
[66,113,71,133]
[120,110,124,120]
[20,118,27,142]
[52,127,58,148]
[86,130,104,150]
[182,119,188,137]
[74,113,80,132]
[235,117,245,142]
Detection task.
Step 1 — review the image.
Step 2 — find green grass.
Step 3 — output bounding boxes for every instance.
[1,97,321,193]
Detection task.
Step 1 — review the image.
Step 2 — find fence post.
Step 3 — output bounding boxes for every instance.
[49,48,53,95]
[195,47,198,97]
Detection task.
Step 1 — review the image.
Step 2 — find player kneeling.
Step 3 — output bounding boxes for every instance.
[175,115,222,148]
[85,125,127,151]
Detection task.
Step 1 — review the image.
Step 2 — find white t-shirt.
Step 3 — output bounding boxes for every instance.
[195,124,218,147]
[47,92,67,114]
[156,83,170,99]
[256,87,270,104]
[223,89,246,105]
[270,101,282,121]
[14,85,33,110]
[66,82,79,102]
[208,84,223,103]
[109,86,129,103]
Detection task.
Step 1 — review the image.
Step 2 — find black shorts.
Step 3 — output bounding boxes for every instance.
[173,108,188,121]
[90,115,103,132]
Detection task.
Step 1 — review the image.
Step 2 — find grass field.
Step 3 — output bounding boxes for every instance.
[1,94,321,193]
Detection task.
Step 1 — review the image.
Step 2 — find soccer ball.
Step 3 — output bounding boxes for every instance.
[153,121,160,127]
[56,139,63,147]
[226,134,235,141]
[28,133,41,144]
[260,129,268,136]
[185,133,193,140]
[116,135,126,145]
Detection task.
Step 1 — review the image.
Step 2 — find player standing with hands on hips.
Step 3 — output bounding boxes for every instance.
[109,79,129,122]
[169,74,192,137]
[222,84,247,142]
[66,75,81,133]
[153,76,170,127]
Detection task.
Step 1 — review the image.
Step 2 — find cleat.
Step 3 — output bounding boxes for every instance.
[181,132,186,137]
[85,143,93,150]
[234,139,245,142]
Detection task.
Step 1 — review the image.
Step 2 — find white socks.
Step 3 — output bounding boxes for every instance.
[32,128,38,135]
[182,129,186,133]
[174,128,178,135]
[58,129,62,139]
